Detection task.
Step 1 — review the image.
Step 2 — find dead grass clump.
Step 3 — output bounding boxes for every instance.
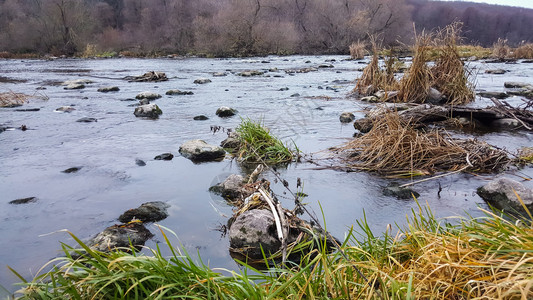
[431,23,476,105]
[0,92,31,107]
[339,112,508,176]
[349,41,367,60]
[354,37,399,96]
[513,43,533,59]
[398,31,433,103]
[492,38,511,59]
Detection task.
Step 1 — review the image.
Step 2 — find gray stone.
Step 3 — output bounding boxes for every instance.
[209,174,245,200]
[136,92,162,100]
[87,222,153,252]
[179,139,226,162]
[477,178,533,217]
[383,183,420,199]
[229,209,282,258]
[491,118,521,130]
[485,69,507,74]
[360,96,379,103]
[9,197,37,205]
[216,106,237,117]
[134,104,162,119]
[62,79,93,86]
[76,117,97,123]
[118,201,170,223]
[504,82,533,89]
[220,132,241,150]
[97,86,120,92]
[193,115,209,120]
[478,91,509,99]
[339,112,355,123]
[194,78,212,84]
[62,167,82,173]
[135,159,146,166]
[55,106,76,113]
[427,87,444,104]
[238,70,264,77]
[213,72,227,77]
[139,99,150,105]
[166,89,193,95]
[64,83,85,90]
[154,153,173,160]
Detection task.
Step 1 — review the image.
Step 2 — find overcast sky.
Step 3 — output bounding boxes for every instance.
[442,0,533,9]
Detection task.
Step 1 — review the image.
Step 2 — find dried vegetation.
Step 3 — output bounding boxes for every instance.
[0,92,33,107]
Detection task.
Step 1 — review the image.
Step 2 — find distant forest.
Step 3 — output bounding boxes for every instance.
[1,0,532,56]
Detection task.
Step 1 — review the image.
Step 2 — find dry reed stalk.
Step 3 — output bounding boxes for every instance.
[492,38,510,59]
[513,43,533,59]
[339,111,508,175]
[349,41,367,60]
[0,92,31,107]
[398,31,433,103]
[431,23,475,105]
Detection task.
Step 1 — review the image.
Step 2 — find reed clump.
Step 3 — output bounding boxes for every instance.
[513,43,533,59]
[354,38,399,96]
[0,92,31,107]
[235,118,299,164]
[349,40,367,60]
[431,23,476,105]
[339,112,509,176]
[492,38,511,59]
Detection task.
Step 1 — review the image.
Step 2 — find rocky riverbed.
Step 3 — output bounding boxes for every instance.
[1,55,532,293]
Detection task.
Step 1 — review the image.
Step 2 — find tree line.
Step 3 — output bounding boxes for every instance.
[0,0,532,57]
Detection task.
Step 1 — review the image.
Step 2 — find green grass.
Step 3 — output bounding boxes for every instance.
[11,203,533,299]
[235,118,299,165]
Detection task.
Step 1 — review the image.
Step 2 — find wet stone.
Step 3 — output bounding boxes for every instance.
[64,83,85,90]
[154,153,173,160]
[87,222,153,252]
[62,167,82,173]
[134,103,162,119]
[477,178,533,218]
[55,106,75,113]
[135,159,146,166]
[76,117,97,123]
[339,112,355,123]
[478,91,509,99]
[209,174,245,200]
[97,86,120,92]
[118,201,171,223]
[9,197,37,205]
[136,92,162,100]
[193,115,209,120]
[179,139,226,162]
[216,106,237,117]
[166,89,193,95]
[194,78,211,84]
[383,183,420,199]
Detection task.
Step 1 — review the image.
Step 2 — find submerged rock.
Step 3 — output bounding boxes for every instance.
[193,115,209,121]
[9,197,37,205]
[477,178,533,217]
[64,83,85,90]
[179,139,226,162]
[485,69,507,74]
[134,103,162,119]
[76,117,97,123]
[504,82,533,89]
[339,112,355,123]
[238,70,264,77]
[118,201,170,223]
[97,86,120,92]
[166,89,193,95]
[87,222,153,252]
[478,91,509,99]
[55,106,75,113]
[216,106,237,117]
[383,183,420,199]
[135,159,146,166]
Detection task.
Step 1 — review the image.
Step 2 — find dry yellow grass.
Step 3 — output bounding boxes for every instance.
[0,92,30,107]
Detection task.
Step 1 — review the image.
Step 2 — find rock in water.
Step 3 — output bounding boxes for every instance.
[154,153,173,160]
[193,115,209,121]
[229,209,282,258]
[179,139,226,162]
[87,222,153,252]
[216,106,237,117]
[166,89,194,95]
[477,178,533,217]
[194,78,211,84]
[98,86,120,92]
[135,159,146,166]
[9,197,37,205]
[118,201,170,223]
[136,92,162,100]
[134,104,162,119]
[76,117,97,123]
[209,174,245,200]
[339,112,355,123]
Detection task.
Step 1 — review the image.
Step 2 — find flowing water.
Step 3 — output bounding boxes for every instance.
[1,56,532,293]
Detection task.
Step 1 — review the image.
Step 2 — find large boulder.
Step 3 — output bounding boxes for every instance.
[179,139,226,162]
[118,201,170,223]
[209,174,245,200]
[477,178,533,217]
[134,103,162,119]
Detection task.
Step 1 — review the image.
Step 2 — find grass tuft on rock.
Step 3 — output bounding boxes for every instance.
[235,118,299,164]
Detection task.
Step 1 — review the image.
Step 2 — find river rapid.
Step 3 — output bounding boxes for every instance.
[1,55,532,293]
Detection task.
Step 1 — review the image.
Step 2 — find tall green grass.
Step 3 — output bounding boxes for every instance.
[11,204,533,299]
[235,118,299,165]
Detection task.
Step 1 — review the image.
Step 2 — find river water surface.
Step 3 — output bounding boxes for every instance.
[1,56,532,294]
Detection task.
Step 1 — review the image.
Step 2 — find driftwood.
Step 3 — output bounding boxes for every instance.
[124,71,168,82]
[354,100,533,133]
